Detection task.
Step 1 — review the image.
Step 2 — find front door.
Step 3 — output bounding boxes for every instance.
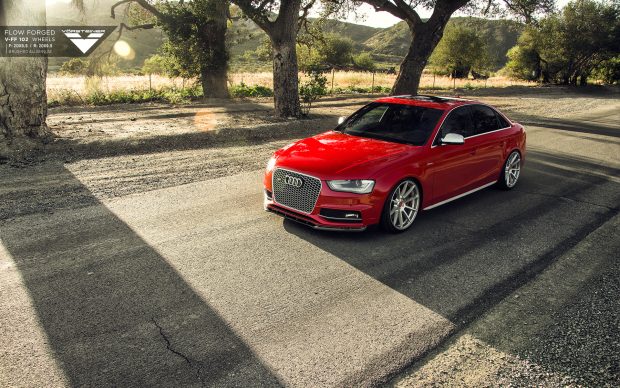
[427,106,477,203]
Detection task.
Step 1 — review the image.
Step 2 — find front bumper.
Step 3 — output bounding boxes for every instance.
[265,203,368,232]
[263,187,380,232]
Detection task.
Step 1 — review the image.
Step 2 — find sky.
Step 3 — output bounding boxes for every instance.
[339,0,573,28]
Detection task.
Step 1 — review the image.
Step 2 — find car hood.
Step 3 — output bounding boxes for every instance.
[274,131,413,177]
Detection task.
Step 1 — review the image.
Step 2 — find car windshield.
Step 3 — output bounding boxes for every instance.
[337,103,444,146]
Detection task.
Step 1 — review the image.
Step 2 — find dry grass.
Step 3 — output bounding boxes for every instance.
[47,72,536,102]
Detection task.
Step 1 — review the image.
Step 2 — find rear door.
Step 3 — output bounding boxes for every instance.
[469,105,508,184]
[427,106,477,202]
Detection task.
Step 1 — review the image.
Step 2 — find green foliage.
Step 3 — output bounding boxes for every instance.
[299,70,328,115]
[592,56,620,84]
[365,18,522,70]
[503,0,620,84]
[352,52,376,71]
[142,54,168,75]
[503,30,541,80]
[297,45,325,71]
[319,34,354,68]
[59,58,90,75]
[48,86,204,107]
[229,83,274,97]
[297,34,354,70]
[332,85,391,94]
[430,24,490,78]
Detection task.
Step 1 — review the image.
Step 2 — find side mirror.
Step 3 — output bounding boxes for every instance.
[337,116,346,125]
[441,133,465,145]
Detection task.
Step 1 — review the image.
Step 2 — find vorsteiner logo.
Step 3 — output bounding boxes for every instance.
[62,29,105,54]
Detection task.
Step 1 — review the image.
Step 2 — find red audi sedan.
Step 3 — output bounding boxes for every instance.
[263,95,526,232]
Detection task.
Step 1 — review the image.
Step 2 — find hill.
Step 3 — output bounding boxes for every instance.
[365,18,523,69]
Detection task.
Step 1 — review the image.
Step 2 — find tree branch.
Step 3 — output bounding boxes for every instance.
[298,0,317,31]
[233,0,273,33]
[363,0,409,21]
[393,0,422,25]
[110,0,167,22]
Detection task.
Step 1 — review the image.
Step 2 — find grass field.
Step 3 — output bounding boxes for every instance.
[46,72,536,105]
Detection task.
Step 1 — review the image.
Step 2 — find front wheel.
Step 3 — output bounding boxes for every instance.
[498,150,521,190]
[381,179,420,233]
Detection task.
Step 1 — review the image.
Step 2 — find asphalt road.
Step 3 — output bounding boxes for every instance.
[1,107,618,387]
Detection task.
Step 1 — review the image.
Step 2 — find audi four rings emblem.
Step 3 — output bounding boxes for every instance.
[284,175,304,188]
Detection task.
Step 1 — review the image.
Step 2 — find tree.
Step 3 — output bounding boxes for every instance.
[352,52,376,72]
[430,24,489,78]
[503,0,620,85]
[592,56,620,84]
[0,0,50,158]
[111,0,230,98]
[298,34,354,70]
[318,34,354,68]
[334,0,553,95]
[232,0,318,117]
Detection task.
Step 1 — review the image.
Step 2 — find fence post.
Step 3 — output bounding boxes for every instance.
[371,71,375,93]
[149,73,152,91]
[331,68,335,95]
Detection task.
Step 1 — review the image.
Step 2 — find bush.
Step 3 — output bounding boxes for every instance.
[229,83,274,98]
[332,85,390,94]
[352,52,376,72]
[59,58,90,75]
[299,70,327,115]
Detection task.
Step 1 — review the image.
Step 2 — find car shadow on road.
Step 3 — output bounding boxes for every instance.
[283,149,619,382]
[0,165,282,387]
[517,114,620,138]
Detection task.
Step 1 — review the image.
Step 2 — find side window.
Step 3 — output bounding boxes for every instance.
[435,107,474,144]
[495,110,510,128]
[471,105,500,135]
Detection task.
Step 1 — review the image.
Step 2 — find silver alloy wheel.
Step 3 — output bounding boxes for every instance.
[505,151,521,188]
[389,180,420,230]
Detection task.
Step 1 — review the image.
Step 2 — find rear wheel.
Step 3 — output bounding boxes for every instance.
[498,150,521,190]
[381,179,420,233]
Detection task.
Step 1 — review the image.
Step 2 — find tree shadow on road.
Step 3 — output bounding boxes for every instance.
[0,165,282,387]
[283,149,619,383]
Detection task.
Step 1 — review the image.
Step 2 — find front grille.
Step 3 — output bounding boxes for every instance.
[272,168,321,214]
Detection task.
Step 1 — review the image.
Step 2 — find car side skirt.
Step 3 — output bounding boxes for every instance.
[423,181,497,210]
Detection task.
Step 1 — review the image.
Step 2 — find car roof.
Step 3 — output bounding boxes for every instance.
[374,95,479,110]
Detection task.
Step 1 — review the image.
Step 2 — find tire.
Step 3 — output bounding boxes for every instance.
[498,150,521,190]
[381,179,421,233]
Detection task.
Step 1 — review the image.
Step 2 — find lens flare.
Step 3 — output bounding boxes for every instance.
[113,40,134,60]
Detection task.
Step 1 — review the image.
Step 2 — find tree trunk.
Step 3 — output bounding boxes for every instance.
[270,19,301,117]
[0,0,50,159]
[200,67,229,98]
[195,0,230,99]
[392,22,447,95]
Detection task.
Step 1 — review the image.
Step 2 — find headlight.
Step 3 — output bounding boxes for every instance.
[266,156,277,172]
[327,179,375,194]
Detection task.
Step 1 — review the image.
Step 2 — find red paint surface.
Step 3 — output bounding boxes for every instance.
[264,97,526,230]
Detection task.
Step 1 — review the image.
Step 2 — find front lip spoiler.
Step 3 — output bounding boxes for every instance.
[266,205,367,232]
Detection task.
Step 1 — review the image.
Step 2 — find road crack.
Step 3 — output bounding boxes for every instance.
[152,318,206,387]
